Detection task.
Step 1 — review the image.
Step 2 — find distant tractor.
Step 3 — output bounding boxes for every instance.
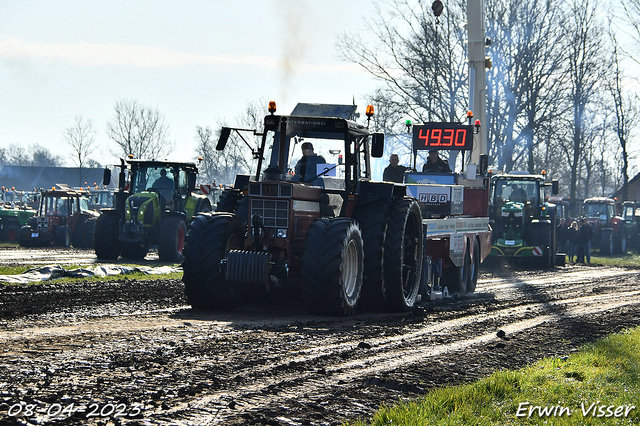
[0,188,36,242]
[94,159,211,262]
[621,200,640,250]
[86,188,114,211]
[583,197,626,255]
[488,172,561,267]
[19,188,98,248]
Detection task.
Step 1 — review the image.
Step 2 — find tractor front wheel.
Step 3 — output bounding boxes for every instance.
[182,213,244,310]
[94,212,121,260]
[158,216,187,262]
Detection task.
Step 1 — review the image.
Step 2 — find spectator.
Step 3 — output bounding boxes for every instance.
[422,149,452,173]
[567,221,579,263]
[577,218,594,264]
[383,154,408,183]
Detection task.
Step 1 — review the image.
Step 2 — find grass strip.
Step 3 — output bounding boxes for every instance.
[349,326,640,425]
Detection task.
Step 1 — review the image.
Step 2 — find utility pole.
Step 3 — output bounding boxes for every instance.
[466,0,488,165]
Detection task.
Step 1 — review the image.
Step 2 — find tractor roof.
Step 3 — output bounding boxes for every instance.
[126,159,198,168]
[584,197,615,204]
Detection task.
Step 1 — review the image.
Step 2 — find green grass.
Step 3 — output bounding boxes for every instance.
[348,327,640,425]
[589,249,640,267]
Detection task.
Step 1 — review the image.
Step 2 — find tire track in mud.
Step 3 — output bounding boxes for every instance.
[145,268,640,424]
[1,265,639,425]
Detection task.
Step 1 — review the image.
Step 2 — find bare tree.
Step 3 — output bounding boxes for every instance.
[106,98,174,160]
[621,0,640,62]
[562,0,607,211]
[195,99,267,186]
[64,115,99,186]
[338,0,468,167]
[2,143,63,167]
[606,35,640,200]
[485,0,568,172]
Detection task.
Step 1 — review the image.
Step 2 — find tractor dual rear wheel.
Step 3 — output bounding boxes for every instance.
[301,218,364,316]
[352,198,393,308]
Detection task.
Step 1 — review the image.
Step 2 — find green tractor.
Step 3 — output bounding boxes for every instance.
[0,188,36,242]
[94,159,212,262]
[488,172,561,267]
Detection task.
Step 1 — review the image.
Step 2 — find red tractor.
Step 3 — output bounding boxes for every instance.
[19,188,99,248]
[582,197,626,255]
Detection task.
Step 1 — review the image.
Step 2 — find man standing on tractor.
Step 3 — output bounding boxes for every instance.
[383,153,408,183]
[422,149,451,173]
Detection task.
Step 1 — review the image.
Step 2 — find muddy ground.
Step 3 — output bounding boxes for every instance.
[0,247,639,425]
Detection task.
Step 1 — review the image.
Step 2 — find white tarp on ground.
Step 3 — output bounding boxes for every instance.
[0,264,181,284]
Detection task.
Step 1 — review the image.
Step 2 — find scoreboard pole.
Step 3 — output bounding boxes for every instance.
[467,0,488,165]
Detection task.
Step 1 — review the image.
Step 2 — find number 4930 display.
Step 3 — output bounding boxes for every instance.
[412,123,474,151]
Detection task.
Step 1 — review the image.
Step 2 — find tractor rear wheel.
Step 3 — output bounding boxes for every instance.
[600,230,614,255]
[72,217,88,248]
[383,197,423,311]
[55,226,71,247]
[94,212,121,260]
[182,213,244,310]
[446,245,469,296]
[19,226,32,247]
[158,216,187,262]
[352,199,393,308]
[5,225,19,242]
[467,239,480,294]
[301,218,364,316]
[83,217,97,249]
[614,230,627,254]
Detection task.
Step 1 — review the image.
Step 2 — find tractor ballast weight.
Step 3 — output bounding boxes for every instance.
[94,159,211,262]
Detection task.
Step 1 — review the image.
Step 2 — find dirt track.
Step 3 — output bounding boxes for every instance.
[1,249,639,425]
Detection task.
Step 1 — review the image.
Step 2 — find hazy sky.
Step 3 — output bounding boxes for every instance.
[0,0,380,166]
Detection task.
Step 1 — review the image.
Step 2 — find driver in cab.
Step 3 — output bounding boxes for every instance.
[294,142,326,182]
[152,169,174,205]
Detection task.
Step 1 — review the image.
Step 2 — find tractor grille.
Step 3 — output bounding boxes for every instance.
[128,196,147,222]
[36,216,48,231]
[251,199,289,236]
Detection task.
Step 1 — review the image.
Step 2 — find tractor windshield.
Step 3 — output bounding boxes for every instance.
[584,203,614,220]
[264,129,371,191]
[492,178,542,205]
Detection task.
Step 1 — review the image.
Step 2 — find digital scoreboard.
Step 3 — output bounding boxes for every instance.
[412,123,474,151]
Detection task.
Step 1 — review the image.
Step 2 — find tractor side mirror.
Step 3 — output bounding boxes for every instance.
[216,127,231,150]
[551,180,559,195]
[479,154,489,176]
[371,133,385,158]
[103,168,111,186]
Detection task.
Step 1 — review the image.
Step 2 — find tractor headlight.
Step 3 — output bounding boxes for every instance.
[514,212,523,217]
[276,228,287,238]
[501,212,510,217]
